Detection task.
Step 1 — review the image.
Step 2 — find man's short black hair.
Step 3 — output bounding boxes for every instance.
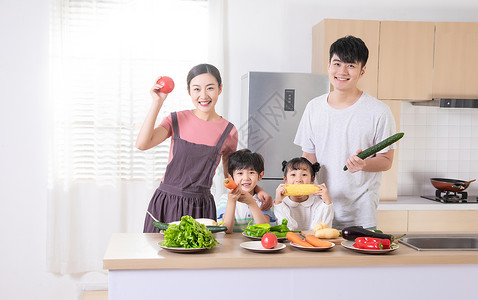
[329,35,369,68]
[228,149,264,178]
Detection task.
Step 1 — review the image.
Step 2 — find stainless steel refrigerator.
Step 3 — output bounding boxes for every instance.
[239,72,330,196]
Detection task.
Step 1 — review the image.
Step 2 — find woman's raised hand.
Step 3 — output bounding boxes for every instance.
[150,77,170,104]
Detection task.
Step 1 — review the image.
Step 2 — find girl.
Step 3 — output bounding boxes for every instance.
[137,64,238,232]
[274,157,334,231]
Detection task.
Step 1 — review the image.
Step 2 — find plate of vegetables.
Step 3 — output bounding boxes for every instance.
[242,232,287,242]
[286,232,335,251]
[240,241,286,253]
[290,241,335,251]
[241,219,295,242]
[341,239,399,254]
[159,242,208,253]
[158,215,219,253]
[340,226,403,254]
[148,210,228,234]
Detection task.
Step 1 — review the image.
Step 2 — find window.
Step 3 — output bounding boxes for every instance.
[50,0,209,185]
[47,0,220,275]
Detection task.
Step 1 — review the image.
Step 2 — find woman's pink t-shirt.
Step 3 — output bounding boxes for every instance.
[160,110,238,167]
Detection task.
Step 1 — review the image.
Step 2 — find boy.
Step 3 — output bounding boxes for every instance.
[294,35,396,229]
[216,149,275,233]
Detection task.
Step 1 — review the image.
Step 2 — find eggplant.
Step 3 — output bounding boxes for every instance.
[341,226,404,241]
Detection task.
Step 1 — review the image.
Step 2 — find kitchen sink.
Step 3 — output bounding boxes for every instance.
[399,234,478,251]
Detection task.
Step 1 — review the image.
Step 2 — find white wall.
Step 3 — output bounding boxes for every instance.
[1,0,478,299]
[400,102,478,196]
[0,1,102,299]
[0,0,58,299]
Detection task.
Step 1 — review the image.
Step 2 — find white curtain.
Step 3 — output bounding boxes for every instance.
[208,0,229,203]
[48,0,225,274]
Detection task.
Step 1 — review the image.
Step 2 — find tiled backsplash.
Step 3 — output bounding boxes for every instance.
[398,101,478,196]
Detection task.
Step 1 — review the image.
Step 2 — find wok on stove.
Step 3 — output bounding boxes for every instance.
[430,178,475,193]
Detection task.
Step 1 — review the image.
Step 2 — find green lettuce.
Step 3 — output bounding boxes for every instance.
[161,215,219,249]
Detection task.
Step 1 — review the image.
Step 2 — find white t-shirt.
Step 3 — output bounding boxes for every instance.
[294,92,396,229]
[216,194,276,232]
[273,195,334,231]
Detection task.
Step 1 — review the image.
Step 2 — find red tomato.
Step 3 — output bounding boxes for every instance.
[261,232,278,249]
[156,76,175,94]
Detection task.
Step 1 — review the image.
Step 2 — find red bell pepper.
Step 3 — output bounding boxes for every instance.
[354,237,391,250]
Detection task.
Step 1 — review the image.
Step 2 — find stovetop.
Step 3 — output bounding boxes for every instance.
[421,189,478,203]
[421,195,478,204]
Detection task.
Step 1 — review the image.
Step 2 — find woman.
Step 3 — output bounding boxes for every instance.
[137,64,268,232]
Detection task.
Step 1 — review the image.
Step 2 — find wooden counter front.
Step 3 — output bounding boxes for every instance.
[104,232,478,300]
[103,232,478,271]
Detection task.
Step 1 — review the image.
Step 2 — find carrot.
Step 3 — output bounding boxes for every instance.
[305,235,333,248]
[223,178,237,190]
[286,232,313,247]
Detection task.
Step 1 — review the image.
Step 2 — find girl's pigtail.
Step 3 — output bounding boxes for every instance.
[281,160,288,172]
[311,162,321,173]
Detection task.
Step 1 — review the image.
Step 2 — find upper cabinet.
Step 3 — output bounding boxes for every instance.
[433,22,478,98]
[378,21,435,100]
[312,19,380,98]
[313,19,478,101]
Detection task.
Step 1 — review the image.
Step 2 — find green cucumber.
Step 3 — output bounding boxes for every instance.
[343,132,404,171]
[152,221,227,233]
[206,226,228,233]
[153,221,169,231]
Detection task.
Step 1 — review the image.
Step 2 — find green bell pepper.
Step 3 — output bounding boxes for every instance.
[270,219,289,233]
[271,231,288,238]
[242,221,271,237]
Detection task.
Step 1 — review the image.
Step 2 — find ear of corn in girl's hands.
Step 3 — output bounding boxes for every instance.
[283,184,321,196]
[313,222,340,239]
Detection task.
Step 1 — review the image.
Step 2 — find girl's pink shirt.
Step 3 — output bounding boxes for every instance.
[160,110,238,166]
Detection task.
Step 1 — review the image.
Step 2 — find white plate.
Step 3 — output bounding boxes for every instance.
[290,241,335,251]
[240,241,286,253]
[159,241,209,253]
[242,232,287,242]
[341,240,399,254]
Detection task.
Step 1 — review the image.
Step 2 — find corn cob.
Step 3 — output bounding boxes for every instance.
[283,184,321,196]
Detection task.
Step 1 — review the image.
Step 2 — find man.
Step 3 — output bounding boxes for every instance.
[294,35,396,229]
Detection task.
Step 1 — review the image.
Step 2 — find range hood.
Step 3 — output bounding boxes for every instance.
[412,98,478,108]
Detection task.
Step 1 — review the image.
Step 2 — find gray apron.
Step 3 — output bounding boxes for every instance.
[143,111,234,232]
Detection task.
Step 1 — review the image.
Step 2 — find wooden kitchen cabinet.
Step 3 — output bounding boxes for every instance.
[312,19,380,97]
[433,22,478,98]
[377,210,408,232]
[408,210,478,232]
[312,19,436,101]
[378,209,478,233]
[314,20,478,101]
[378,21,435,100]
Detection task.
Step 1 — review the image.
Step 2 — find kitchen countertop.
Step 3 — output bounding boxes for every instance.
[103,197,478,272]
[103,232,478,271]
[378,196,478,210]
